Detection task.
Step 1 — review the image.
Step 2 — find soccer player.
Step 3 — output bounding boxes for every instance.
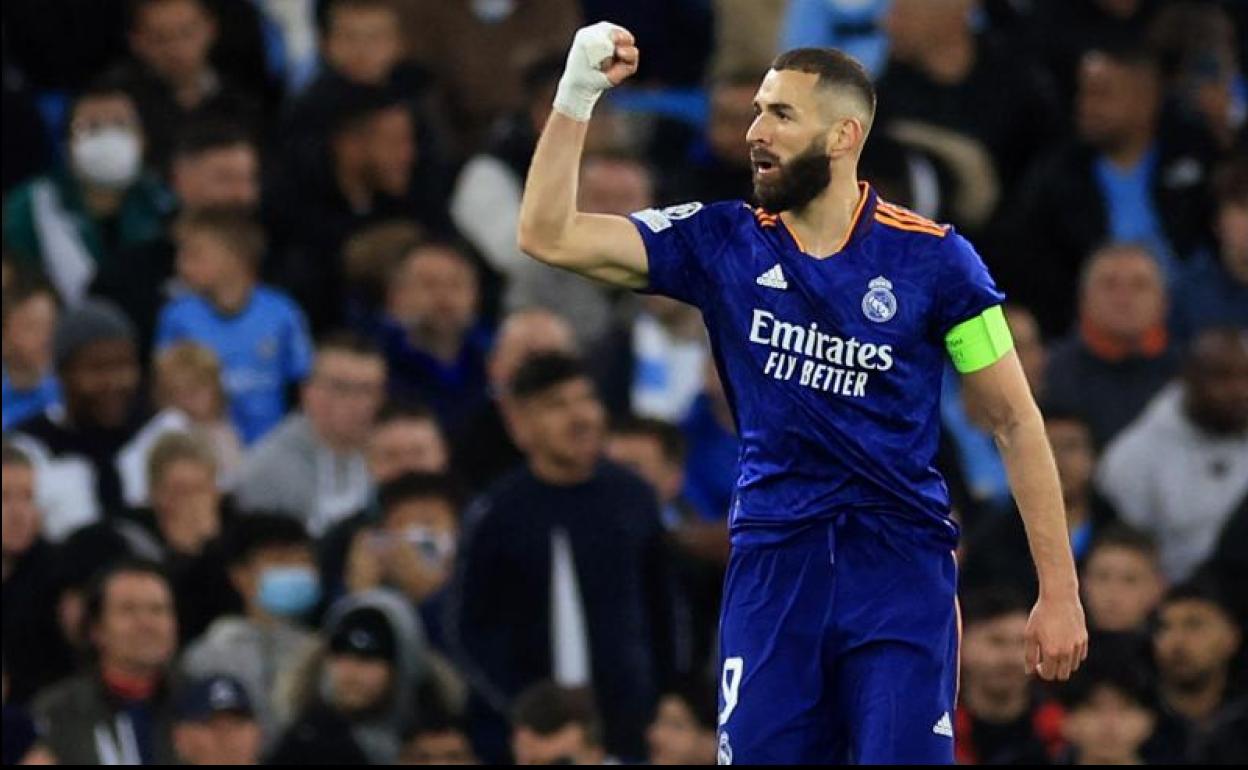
[516,23,1088,764]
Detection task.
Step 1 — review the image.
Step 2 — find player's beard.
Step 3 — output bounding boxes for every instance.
[752,135,832,214]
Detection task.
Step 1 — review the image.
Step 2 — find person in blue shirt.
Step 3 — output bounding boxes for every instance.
[2,274,61,431]
[155,207,313,444]
[515,23,1089,763]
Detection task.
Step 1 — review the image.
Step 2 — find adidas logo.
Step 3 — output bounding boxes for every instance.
[932,712,953,738]
[756,264,789,290]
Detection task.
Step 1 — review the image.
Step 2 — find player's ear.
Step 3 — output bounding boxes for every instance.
[827,117,864,158]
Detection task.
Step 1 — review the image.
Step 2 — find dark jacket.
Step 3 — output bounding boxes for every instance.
[997,118,1218,337]
[447,461,678,763]
[33,672,179,765]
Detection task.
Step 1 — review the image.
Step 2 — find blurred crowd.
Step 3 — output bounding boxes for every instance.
[1,0,1246,765]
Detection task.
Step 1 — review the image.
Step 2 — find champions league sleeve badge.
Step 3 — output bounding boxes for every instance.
[861,276,898,323]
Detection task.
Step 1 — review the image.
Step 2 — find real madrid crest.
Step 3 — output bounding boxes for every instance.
[861,275,897,323]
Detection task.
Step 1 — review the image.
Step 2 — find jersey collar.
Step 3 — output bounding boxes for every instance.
[772,182,877,258]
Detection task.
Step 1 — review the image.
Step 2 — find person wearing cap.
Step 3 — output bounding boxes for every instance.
[172,675,263,765]
[272,589,428,764]
[9,297,148,535]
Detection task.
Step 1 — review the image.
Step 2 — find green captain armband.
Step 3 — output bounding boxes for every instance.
[945,305,1014,373]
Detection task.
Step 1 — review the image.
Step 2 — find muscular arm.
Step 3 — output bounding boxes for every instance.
[516,27,650,289]
[961,349,1089,680]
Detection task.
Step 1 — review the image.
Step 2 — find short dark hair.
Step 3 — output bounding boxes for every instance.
[83,559,171,640]
[1038,402,1091,427]
[127,0,211,31]
[174,206,267,271]
[1086,524,1159,565]
[171,120,256,163]
[521,52,567,103]
[377,472,463,520]
[509,352,590,401]
[316,0,398,37]
[1087,41,1161,75]
[511,682,602,746]
[770,47,876,123]
[662,676,718,731]
[611,416,686,465]
[328,83,406,137]
[1160,577,1234,622]
[960,585,1032,628]
[374,399,437,429]
[1056,635,1157,712]
[71,75,136,127]
[316,330,382,361]
[223,513,311,568]
[1,270,56,324]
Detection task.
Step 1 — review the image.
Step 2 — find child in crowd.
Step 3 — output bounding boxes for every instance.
[152,342,244,483]
[2,273,60,431]
[156,207,313,444]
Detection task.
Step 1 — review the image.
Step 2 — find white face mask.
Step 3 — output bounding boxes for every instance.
[71,127,142,188]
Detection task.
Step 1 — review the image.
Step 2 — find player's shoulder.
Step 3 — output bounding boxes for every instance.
[870,198,951,241]
[630,199,753,236]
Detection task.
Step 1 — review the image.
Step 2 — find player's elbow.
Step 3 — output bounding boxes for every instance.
[517,221,570,268]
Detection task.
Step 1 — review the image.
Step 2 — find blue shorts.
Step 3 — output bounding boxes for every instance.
[716,514,960,765]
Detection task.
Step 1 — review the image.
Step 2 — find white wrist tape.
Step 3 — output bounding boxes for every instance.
[553,22,621,122]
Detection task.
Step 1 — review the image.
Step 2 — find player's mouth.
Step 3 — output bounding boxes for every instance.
[752,153,780,178]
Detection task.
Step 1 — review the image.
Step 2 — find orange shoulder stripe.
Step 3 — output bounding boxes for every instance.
[876,201,942,229]
[873,212,947,237]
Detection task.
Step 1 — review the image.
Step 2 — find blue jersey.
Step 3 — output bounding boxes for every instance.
[155,286,314,444]
[629,184,1005,543]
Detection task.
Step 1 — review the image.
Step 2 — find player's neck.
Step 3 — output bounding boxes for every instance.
[780,174,864,258]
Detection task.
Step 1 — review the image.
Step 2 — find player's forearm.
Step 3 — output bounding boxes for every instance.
[994,406,1080,598]
[516,112,589,260]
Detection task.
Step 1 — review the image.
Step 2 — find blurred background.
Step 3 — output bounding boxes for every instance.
[1,0,1245,764]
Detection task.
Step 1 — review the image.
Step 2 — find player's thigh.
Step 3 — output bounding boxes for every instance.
[834,635,959,765]
[716,540,838,764]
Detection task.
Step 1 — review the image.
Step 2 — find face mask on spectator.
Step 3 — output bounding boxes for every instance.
[257,566,321,617]
[72,127,142,188]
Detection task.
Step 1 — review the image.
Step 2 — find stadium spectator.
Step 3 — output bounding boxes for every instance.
[953,587,1064,765]
[12,299,145,530]
[33,560,179,764]
[1,274,60,431]
[365,401,450,482]
[342,473,461,648]
[181,513,319,744]
[399,711,478,765]
[269,85,449,334]
[273,590,428,764]
[1,444,66,704]
[608,416,724,674]
[397,0,580,154]
[1148,2,1244,151]
[1004,43,1218,336]
[454,308,577,491]
[449,353,675,762]
[510,681,608,766]
[234,334,385,536]
[1151,580,1246,761]
[961,407,1108,594]
[372,239,492,438]
[156,206,313,444]
[875,0,1060,234]
[779,0,889,78]
[1044,243,1179,450]
[1097,327,1248,581]
[667,72,756,204]
[108,121,263,352]
[599,294,708,423]
[1171,154,1248,341]
[113,0,261,171]
[1081,525,1166,636]
[3,80,171,306]
[151,342,243,483]
[1055,639,1160,765]
[509,151,656,348]
[645,677,718,765]
[171,674,263,765]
